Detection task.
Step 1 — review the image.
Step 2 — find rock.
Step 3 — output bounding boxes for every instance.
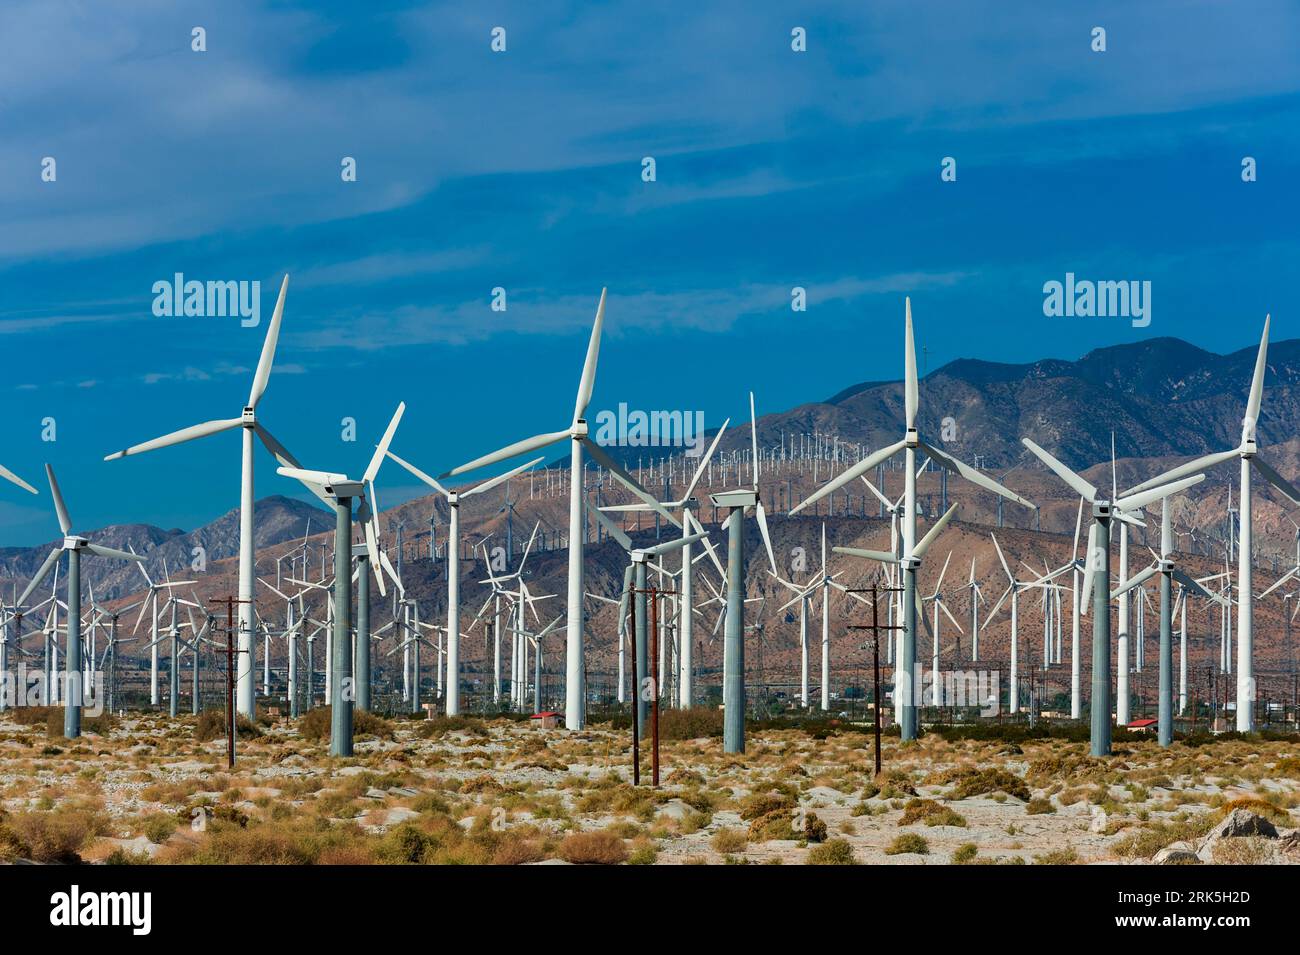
[387,786,419,798]
[363,788,387,800]
[806,786,851,805]
[1089,807,1108,833]
[1195,809,1279,863]
[656,799,695,822]
[1152,842,1198,864]
[528,858,574,865]
[103,836,161,860]
[384,807,420,825]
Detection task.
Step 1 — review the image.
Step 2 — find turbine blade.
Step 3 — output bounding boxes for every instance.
[833,546,899,564]
[991,533,1013,583]
[0,463,37,495]
[1021,438,1097,502]
[1111,563,1158,601]
[277,466,343,487]
[364,402,406,485]
[641,532,709,558]
[590,505,634,551]
[1079,522,1100,614]
[790,438,906,515]
[18,548,61,607]
[1244,314,1270,437]
[681,419,729,503]
[1116,474,1205,514]
[1257,567,1298,601]
[754,500,777,575]
[463,456,544,498]
[1250,454,1300,506]
[248,274,289,408]
[41,464,73,535]
[86,543,144,563]
[920,440,1034,509]
[913,503,959,560]
[443,430,570,478]
[749,392,760,489]
[385,449,449,496]
[572,288,606,426]
[105,417,243,461]
[904,297,918,429]
[1121,447,1239,497]
[581,439,680,528]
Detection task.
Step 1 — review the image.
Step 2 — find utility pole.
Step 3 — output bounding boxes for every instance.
[849,583,902,776]
[209,596,251,770]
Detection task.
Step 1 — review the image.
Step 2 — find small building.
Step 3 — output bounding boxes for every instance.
[1126,718,1157,733]
[531,711,561,729]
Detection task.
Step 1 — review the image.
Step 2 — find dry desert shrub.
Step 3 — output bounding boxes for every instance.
[710,828,747,854]
[558,830,628,864]
[899,799,967,827]
[807,838,856,865]
[2,805,109,863]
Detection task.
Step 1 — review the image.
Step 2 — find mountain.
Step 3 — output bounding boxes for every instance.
[0,495,332,602]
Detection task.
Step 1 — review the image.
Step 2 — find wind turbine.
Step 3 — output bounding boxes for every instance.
[17,465,144,738]
[791,298,1034,740]
[919,552,964,706]
[1021,437,1204,755]
[440,290,660,730]
[1120,318,1300,731]
[964,558,984,661]
[1111,496,1227,746]
[103,275,325,718]
[382,447,543,716]
[588,506,708,727]
[276,403,404,756]
[599,419,729,708]
[703,392,778,752]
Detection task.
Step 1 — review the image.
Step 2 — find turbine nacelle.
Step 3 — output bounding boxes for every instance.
[710,489,756,509]
[241,407,256,426]
[61,536,89,551]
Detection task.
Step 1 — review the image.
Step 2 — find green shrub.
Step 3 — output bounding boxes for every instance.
[807,838,856,865]
[952,842,978,864]
[884,833,929,856]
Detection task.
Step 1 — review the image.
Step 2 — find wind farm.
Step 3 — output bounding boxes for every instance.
[3,4,1300,903]
[1,293,1299,871]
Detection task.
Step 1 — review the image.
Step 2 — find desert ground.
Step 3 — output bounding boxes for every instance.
[1,708,1298,865]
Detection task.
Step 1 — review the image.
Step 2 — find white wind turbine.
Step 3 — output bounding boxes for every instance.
[276,403,405,755]
[439,290,674,730]
[104,276,325,718]
[599,419,730,708]
[791,298,1034,740]
[1021,437,1204,755]
[1110,495,1227,746]
[833,501,960,730]
[1120,317,1300,731]
[964,558,984,661]
[382,448,543,716]
[919,551,963,706]
[17,465,145,737]
[128,556,192,706]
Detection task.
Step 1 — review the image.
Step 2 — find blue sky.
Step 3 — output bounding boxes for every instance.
[1,1,1298,543]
